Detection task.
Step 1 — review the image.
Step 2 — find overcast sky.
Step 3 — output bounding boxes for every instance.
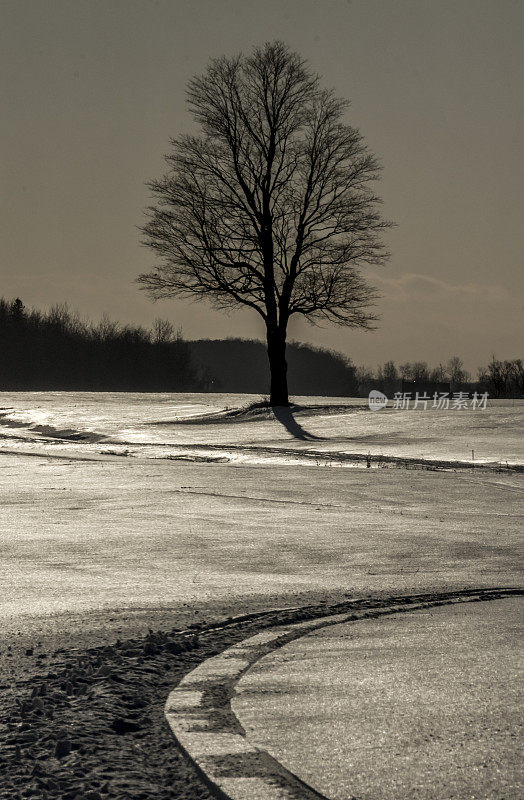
[2,0,523,372]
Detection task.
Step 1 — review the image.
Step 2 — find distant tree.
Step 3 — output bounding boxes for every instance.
[478,357,504,397]
[138,41,391,405]
[446,356,469,388]
[11,297,25,317]
[94,314,120,343]
[478,356,523,398]
[399,361,429,382]
[152,318,176,344]
[399,363,410,380]
[510,359,524,395]
[355,365,375,397]
[429,363,447,383]
[379,360,398,383]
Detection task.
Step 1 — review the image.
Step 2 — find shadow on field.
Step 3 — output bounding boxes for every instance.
[272,405,325,441]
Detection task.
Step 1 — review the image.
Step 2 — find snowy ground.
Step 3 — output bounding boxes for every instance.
[0,391,522,465]
[0,392,522,628]
[233,598,523,800]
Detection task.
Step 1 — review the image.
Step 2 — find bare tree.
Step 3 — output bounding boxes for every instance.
[151,318,176,344]
[429,363,447,383]
[379,360,398,383]
[478,356,523,397]
[446,356,469,388]
[399,361,429,382]
[138,42,391,405]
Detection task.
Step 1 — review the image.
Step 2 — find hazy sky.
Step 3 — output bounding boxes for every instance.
[2,0,523,372]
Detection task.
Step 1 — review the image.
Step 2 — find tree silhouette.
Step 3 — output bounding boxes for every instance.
[138,42,390,405]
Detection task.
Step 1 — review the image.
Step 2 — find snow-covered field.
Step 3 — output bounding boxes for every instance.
[0,392,522,625]
[1,391,522,465]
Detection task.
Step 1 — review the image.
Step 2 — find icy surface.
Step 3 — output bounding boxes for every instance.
[0,392,522,623]
[0,391,522,465]
[233,599,523,800]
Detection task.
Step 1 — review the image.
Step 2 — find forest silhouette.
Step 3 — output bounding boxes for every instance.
[1,299,521,397]
[0,298,358,395]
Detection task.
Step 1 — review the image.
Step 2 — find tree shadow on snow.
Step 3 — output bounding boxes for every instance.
[272,405,325,441]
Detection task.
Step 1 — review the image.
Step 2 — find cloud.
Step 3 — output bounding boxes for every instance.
[370,272,514,303]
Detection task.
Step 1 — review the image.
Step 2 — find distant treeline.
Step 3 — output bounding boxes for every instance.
[355,357,524,398]
[0,298,200,391]
[0,299,357,395]
[1,298,521,397]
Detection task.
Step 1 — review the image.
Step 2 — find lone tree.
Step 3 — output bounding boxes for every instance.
[138,42,390,405]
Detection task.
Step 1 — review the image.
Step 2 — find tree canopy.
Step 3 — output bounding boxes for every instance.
[138,41,391,403]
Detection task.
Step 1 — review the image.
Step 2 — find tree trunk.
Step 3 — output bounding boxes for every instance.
[266,328,289,406]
